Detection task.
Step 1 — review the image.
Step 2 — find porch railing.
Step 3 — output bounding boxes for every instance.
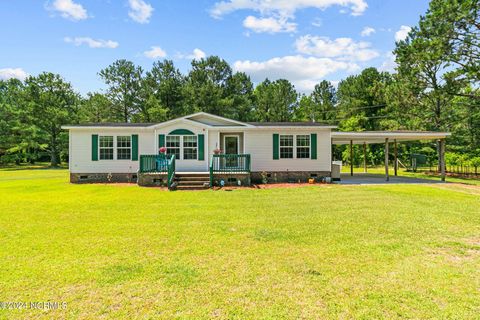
[209,154,251,186]
[139,154,176,189]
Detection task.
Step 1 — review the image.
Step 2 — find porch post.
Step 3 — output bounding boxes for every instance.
[350,140,354,176]
[385,138,389,181]
[439,139,446,182]
[363,142,367,173]
[394,139,398,176]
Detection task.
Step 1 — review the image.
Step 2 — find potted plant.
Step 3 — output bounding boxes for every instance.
[213,148,222,155]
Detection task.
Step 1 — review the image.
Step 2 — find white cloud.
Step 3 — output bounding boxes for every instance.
[395,25,411,42]
[190,48,206,60]
[0,68,28,81]
[295,35,379,61]
[128,0,153,24]
[210,0,368,18]
[233,55,359,91]
[243,15,296,33]
[64,37,119,48]
[379,52,397,72]
[176,48,207,60]
[48,0,88,21]
[211,0,367,34]
[361,26,375,37]
[144,46,167,59]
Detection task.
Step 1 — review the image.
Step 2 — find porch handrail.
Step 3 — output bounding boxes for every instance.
[167,155,175,189]
[211,154,251,173]
[139,154,172,173]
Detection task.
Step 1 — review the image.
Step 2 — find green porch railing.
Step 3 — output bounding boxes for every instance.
[167,155,175,189]
[139,154,176,189]
[209,154,251,186]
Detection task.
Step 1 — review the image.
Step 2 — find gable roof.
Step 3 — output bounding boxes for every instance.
[62,112,337,129]
[247,122,334,127]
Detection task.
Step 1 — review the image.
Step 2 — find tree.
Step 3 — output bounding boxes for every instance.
[144,60,185,119]
[421,0,479,97]
[80,93,115,123]
[253,79,297,122]
[183,56,232,116]
[296,80,337,122]
[99,60,143,122]
[337,68,391,131]
[24,73,80,166]
[224,72,254,121]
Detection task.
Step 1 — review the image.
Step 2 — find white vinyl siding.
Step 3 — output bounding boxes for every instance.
[244,129,331,172]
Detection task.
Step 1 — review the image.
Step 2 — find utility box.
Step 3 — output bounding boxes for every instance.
[331,162,342,181]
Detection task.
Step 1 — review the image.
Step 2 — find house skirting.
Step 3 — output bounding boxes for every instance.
[250,171,331,184]
[211,173,251,187]
[70,173,138,183]
[70,170,331,186]
[137,172,168,187]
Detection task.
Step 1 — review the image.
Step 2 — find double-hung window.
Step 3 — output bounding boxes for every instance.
[117,136,131,160]
[280,135,294,159]
[166,136,181,159]
[99,136,114,160]
[296,135,310,159]
[183,136,197,160]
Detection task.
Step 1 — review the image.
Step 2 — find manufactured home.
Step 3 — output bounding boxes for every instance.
[62,112,450,189]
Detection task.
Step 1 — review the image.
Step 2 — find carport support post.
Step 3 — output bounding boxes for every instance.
[385,138,389,181]
[363,142,367,173]
[350,140,354,176]
[394,139,398,176]
[439,139,446,182]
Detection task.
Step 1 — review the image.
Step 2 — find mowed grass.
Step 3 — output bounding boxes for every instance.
[1,169,480,319]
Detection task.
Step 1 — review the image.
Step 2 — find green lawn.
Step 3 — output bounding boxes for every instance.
[1,169,480,319]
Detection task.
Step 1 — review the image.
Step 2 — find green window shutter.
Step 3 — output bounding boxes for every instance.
[311,133,317,159]
[91,134,98,161]
[158,134,165,150]
[273,134,279,160]
[132,134,138,161]
[198,134,205,161]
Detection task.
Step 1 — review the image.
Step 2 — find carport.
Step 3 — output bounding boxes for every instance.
[331,131,451,182]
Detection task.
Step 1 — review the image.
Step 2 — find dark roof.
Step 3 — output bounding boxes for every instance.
[247,122,332,127]
[65,122,156,127]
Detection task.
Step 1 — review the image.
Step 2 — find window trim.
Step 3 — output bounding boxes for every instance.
[98,135,114,161]
[116,135,132,160]
[278,134,312,160]
[296,134,311,159]
[182,135,198,160]
[279,134,294,159]
[166,135,181,160]
[165,134,199,161]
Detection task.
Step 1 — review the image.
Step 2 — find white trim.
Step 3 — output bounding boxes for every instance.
[279,134,311,160]
[224,134,240,154]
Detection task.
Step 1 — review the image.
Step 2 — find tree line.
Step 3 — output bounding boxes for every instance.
[0,0,478,169]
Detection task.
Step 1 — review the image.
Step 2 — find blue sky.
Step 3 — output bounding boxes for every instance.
[0,0,429,95]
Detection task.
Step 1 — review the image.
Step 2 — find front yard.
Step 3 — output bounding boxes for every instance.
[0,169,479,319]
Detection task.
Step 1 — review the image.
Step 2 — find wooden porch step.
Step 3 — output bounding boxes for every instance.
[177,180,209,186]
[175,185,209,191]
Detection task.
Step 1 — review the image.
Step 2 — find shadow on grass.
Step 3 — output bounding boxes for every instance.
[0,163,68,171]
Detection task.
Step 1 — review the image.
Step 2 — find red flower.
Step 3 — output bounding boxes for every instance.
[159,147,167,154]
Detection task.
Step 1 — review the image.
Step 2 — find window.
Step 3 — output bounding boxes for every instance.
[99,136,113,160]
[296,135,310,159]
[280,135,294,159]
[183,136,197,160]
[117,136,131,160]
[166,136,181,159]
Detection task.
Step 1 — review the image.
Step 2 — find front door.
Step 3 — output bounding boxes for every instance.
[224,135,239,167]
